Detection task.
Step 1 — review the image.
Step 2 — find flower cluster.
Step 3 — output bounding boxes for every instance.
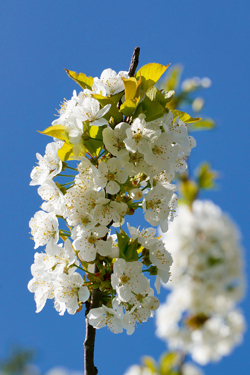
[156,200,245,364]
[28,64,196,334]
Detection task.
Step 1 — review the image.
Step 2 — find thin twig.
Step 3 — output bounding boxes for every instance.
[128,46,140,77]
[84,265,100,375]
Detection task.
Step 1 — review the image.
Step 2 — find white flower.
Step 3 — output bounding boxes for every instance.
[29,211,59,249]
[45,239,78,274]
[120,150,160,177]
[55,273,89,315]
[111,259,150,302]
[28,265,56,313]
[94,158,128,194]
[73,226,112,262]
[124,114,159,155]
[103,122,130,157]
[30,141,63,186]
[144,132,179,172]
[38,180,66,216]
[87,305,123,333]
[127,224,157,248]
[92,198,127,226]
[143,185,177,232]
[92,68,129,96]
[52,90,79,125]
[149,241,173,282]
[123,306,152,335]
[73,97,110,126]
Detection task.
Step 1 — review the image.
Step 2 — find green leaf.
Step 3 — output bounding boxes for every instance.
[84,125,103,156]
[116,230,139,261]
[126,239,139,261]
[135,63,170,91]
[38,125,69,142]
[196,162,217,189]
[188,118,216,131]
[117,229,130,260]
[171,109,201,123]
[135,95,165,122]
[146,86,174,107]
[110,91,124,104]
[92,94,123,123]
[160,352,178,375]
[65,69,94,90]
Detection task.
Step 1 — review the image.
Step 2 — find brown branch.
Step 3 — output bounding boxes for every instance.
[84,266,100,375]
[128,47,140,77]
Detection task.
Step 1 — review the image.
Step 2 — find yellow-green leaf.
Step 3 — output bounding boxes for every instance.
[84,125,103,156]
[196,162,218,189]
[172,109,201,123]
[179,179,198,204]
[135,95,165,122]
[163,64,183,91]
[58,143,74,161]
[160,352,178,375]
[188,118,216,131]
[38,125,68,142]
[122,77,140,101]
[92,94,123,123]
[89,125,103,140]
[135,63,170,91]
[146,86,174,107]
[65,69,94,90]
[120,98,140,117]
[142,356,157,373]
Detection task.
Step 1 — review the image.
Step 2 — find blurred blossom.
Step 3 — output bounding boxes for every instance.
[124,365,155,375]
[45,367,84,375]
[201,77,212,88]
[156,200,246,365]
[181,77,201,92]
[181,77,211,92]
[192,97,205,112]
[182,362,204,375]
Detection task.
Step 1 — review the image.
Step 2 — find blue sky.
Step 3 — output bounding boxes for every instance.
[0,1,249,374]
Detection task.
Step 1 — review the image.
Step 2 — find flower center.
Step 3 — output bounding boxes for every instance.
[88,235,96,244]
[107,172,116,181]
[120,275,130,284]
[81,216,91,226]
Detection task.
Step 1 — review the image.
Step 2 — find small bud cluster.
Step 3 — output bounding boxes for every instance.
[156,200,245,364]
[28,64,196,334]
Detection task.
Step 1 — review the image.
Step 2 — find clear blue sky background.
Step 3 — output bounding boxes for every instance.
[1,1,249,374]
